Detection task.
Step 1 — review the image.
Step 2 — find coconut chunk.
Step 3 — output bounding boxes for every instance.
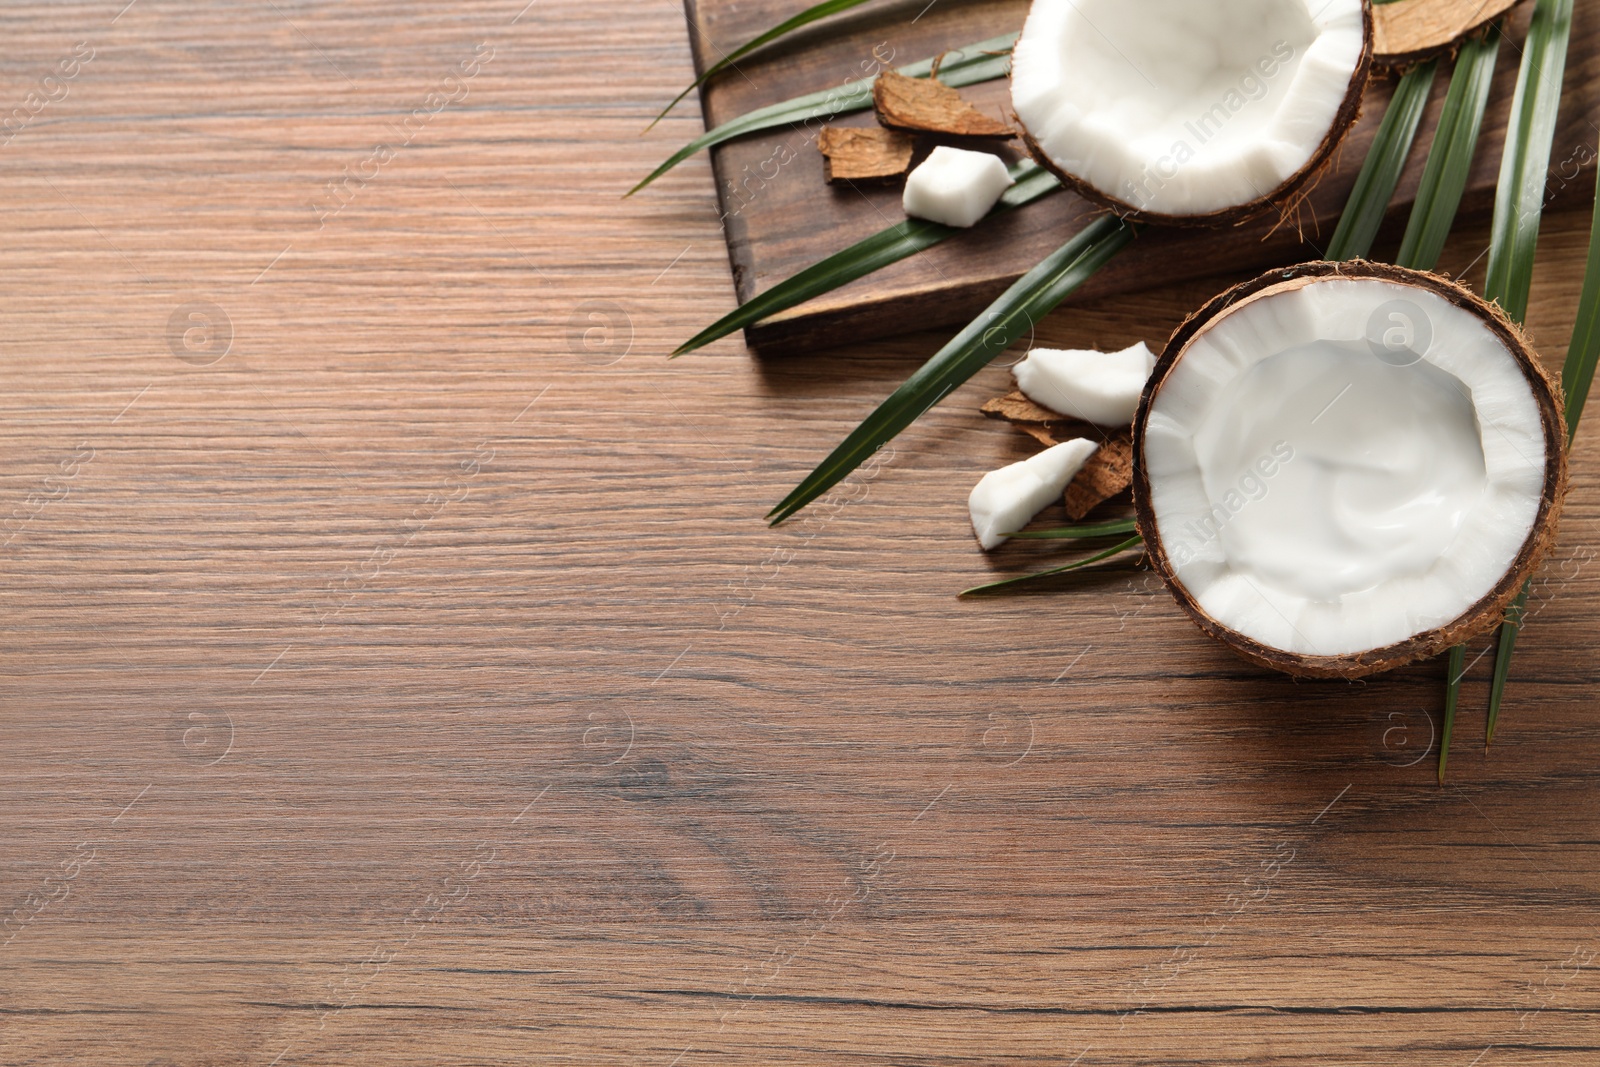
[969,439,1099,550]
[1014,342,1156,426]
[1134,262,1567,679]
[1010,0,1371,223]
[903,146,1014,229]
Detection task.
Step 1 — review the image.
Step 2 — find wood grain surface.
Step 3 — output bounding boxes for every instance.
[2,2,1599,1065]
[686,0,1600,353]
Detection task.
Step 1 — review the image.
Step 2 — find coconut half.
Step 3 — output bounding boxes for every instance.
[1010,0,1373,225]
[1133,262,1567,680]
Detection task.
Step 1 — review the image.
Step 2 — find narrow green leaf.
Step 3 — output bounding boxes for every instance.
[1396,34,1500,271]
[679,220,952,353]
[768,215,1136,524]
[632,32,1018,195]
[961,536,1144,597]
[1379,37,1496,702]
[1483,0,1575,321]
[1006,518,1139,540]
[1560,168,1600,438]
[1484,588,1529,748]
[1380,39,1500,749]
[1440,644,1466,784]
[1489,168,1600,746]
[1477,0,1574,743]
[650,0,884,131]
[1446,668,1465,767]
[1325,60,1438,262]
[673,161,1060,355]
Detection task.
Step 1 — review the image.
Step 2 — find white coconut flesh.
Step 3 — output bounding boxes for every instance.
[1143,277,1548,659]
[1015,341,1156,426]
[971,438,1099,550]
[903,146,1014,229]
[1011,0,1367,218]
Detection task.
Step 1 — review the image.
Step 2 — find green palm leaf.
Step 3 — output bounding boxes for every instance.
[1483,0,1575,322]
[632,32,1018,195]
[961,536,1143,597]
[1326,60,1438,262]
[1378,31,1505,781]
[1487,161,1600,747]
[650,0,885,131]
[1484,588,1530,747]
[1006,518,1139,540]
[1471,0,1575,751]
[1397,33,1500,271]
[768,215,1136,524]
[674,161,1060,355]
[1559,172,1600,437]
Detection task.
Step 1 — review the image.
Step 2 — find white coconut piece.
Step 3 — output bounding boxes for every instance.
[1139,270,1560,667]
[1011,0,1369,221]
[969,439,1100,550]
[1014,342,1156,426]
[903,146,1014,228]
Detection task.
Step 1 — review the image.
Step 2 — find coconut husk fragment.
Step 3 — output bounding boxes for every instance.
[873,70,1015,140]
[981,391,1068,427]
[817,126,916,184]
[980,391,1087,446]
[1065,430,1133,520]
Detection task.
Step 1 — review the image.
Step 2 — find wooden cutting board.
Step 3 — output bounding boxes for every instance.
[680,0,1600,355]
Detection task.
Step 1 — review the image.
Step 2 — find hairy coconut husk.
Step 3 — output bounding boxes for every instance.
[1015,1,1375,229]
[1131,260,1569,680]
[981,390,1081,428]
[1065,430,1133,519]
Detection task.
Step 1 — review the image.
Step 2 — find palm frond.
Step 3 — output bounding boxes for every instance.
[769,216,1136,524]
[1559,169,1600,437]
[1474,0,1575,751]
[1485,588,1530,748]
[674,161,1059,355]
[1482,0,1575,322]
[1326,60,1439,262]
[1396,33,1500,271]
[960,535,1143,597]
[1006,518,1139,540]
[651,0,885,131]
[633,32,1017,194]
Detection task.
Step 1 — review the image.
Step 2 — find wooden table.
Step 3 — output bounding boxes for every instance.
[2,2,1597,1064]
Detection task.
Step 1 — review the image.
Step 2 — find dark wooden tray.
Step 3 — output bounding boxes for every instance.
[681,0,1600,355]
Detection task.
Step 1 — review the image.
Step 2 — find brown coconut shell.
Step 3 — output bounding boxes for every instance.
[1373,0,1528,69]
[1131,260,1569,680]
[1013,0,1375,229]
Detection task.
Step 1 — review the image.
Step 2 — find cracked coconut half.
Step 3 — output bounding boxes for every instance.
[1133,262,1568,680]
[1010,0,1373,225]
